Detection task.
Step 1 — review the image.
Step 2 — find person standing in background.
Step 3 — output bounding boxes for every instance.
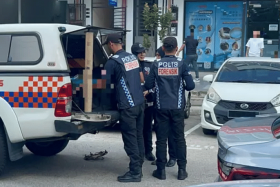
[246,31,264,57]
[176,29,199,82]
[131,43,156,162]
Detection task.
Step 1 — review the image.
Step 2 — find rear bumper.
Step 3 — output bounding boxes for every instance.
[55,120,107,135]
[55,110,120,135]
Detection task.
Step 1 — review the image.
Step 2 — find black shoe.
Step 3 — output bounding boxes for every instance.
[117,171,141,182]
[152,169,166,180]
[151,160,156,165]
[178,169,188,180]
[145,152,155,161]
[166,159,176,167]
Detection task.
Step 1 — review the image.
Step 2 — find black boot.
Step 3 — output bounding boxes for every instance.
[152,169,166,180]
[178,169,188,180]
[166,158,176,167]
[145,152,155,161]
[117,171,141,182]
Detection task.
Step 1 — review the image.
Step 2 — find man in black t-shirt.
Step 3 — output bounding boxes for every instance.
[176,29,199,82]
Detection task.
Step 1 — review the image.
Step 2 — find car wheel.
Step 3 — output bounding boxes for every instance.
[202,128,215,135]
[25,139,69,156]
[0,125,8,174]
[184,95,191,119]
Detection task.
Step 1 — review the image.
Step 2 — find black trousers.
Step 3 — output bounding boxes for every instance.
[143,105,154,154]
[119,103,145,175]
[154,109,186,170]
[168,132,177,160]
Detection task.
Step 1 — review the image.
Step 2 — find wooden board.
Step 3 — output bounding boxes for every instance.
[84,32,94,112]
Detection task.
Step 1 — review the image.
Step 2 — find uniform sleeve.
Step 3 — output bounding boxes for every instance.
[144,63,156,90]
[182,62,195,91]
[103,59,115,88]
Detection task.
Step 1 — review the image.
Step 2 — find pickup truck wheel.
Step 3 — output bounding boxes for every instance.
[25,139,69,156]
[0,126,8,174]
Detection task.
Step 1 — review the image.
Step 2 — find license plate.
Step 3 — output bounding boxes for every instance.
[228,111,259,118]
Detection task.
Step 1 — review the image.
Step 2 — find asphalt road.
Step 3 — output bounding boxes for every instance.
[0,116,218,187]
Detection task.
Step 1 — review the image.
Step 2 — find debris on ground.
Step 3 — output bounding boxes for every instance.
[84,150,108,161]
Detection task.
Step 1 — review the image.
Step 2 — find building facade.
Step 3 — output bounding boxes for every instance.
[127,0,280,71]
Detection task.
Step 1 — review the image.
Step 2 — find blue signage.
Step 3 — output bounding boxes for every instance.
[184,1,244,70]
[109,0,117,7]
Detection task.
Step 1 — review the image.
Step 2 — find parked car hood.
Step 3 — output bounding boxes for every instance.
[211,82,280,102]
[218,114,280,149]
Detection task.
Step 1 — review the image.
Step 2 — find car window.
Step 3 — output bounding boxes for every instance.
[8,35,41,62]
[216,61,280,84]
[0,35,11,63]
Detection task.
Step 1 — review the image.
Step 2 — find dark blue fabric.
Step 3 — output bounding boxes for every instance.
[140,60,154,103]
[104,50,144,109]
[184,36,198,55]
[144,56,195,110]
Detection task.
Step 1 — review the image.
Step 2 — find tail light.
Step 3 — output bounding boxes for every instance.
[54,83,72,117]
[218,159,280,181]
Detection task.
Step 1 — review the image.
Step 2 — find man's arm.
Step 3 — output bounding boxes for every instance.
[144,63,156,90]
[176,40,186,56]
[260,40,264,57]
[182,62,195,91]
[140,72,145,83]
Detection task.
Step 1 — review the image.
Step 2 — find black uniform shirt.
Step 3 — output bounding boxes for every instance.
[104,49,144,109]
[184,36,198,55]
[144,55,195,110]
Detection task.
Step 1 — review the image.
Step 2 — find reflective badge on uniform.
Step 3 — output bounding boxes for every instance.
[124,60,139,71]
[158,61,178,76]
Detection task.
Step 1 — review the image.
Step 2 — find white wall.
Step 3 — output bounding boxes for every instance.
[157,0,185,58]
[125,0,133,53]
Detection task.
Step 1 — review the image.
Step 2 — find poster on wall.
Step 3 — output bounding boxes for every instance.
[184,2,216,70]
[184,1,244,70]
[214,2,244,69]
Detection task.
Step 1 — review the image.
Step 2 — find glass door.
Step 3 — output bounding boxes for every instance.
[247,1,280,57]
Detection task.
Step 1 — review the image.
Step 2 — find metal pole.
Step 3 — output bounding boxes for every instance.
[18,0,21,23]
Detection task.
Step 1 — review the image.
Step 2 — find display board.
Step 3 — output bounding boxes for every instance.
[184,1,244,70]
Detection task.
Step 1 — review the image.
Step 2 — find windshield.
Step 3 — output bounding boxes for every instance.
[216,61,280,84]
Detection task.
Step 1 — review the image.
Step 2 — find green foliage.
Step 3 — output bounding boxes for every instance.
[143,34,151,49]
[142,3,173,51]
[143,3,159,32]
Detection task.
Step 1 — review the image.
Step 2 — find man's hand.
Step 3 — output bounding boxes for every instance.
[143,90,149,97]
[176,51,180,56]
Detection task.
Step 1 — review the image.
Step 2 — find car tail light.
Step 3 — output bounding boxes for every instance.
[54,83,72,117]
[218,159,280,181]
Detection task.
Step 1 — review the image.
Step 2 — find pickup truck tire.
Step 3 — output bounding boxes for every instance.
[25,139,69,156]
[0,125,8,174]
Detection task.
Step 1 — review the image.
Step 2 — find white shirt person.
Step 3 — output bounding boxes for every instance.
[246,38,264,57]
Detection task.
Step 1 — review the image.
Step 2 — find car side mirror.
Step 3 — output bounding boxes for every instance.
[271,117,280,139]
[203,74,214,83]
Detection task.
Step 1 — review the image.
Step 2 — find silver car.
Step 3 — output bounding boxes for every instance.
[217,114,280,181]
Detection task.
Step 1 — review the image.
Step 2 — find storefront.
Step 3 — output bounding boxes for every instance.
[181,0,280,71]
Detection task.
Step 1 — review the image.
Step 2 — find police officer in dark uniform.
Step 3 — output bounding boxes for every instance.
[131,42,156,162]
[145,37,195,180]
[102,34,145,182]
[152,46,177,168]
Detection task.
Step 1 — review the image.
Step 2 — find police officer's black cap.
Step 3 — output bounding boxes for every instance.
[131,43,145,54]
[102,33,122,45]
[163,37,178,49]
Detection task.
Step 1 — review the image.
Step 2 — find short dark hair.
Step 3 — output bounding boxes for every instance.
[163,37,177,52]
